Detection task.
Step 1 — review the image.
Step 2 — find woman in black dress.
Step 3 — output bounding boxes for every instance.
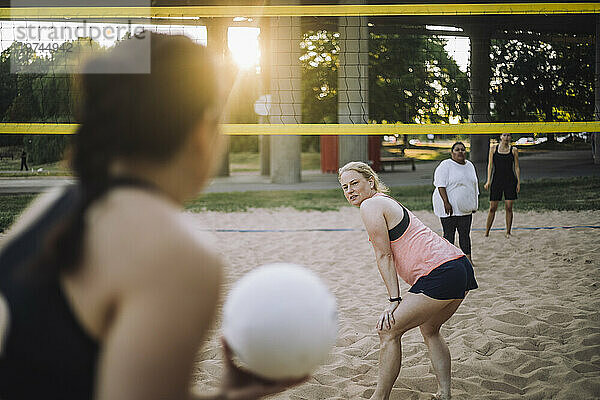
[484,133,521,237]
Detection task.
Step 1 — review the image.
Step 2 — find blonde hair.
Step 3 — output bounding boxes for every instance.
[338,161,390,193]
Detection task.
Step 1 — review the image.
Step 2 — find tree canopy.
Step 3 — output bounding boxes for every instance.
[490,33,594,125]
[0,39,103,163]
[300,29,470,127]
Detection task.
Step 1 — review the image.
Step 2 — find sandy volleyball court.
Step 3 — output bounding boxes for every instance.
[190,208,600,399]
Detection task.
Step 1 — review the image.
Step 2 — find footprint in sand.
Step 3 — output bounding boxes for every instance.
[480,379,524,395]
[545,312,574,324]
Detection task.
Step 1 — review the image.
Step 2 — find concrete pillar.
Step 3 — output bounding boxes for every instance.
[337,8,369,167]
[268,14,302,183]
[594,16,600,164]
[258,18,271,175]
[260,128,270,175]
[206,18,230,176]
[467,25,491,167]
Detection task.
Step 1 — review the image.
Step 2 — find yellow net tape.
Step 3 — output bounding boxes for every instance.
[1,4,596,137]
[1,122,598,136]
[1,3,598,19]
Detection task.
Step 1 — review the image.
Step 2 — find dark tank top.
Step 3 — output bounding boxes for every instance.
[492,145,516,182]
[0,184,98,400]
[0,179,156,399]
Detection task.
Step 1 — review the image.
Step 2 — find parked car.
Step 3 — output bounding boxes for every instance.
[515,137,534,145]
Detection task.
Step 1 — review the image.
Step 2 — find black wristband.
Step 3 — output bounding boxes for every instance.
[388,296,402,302]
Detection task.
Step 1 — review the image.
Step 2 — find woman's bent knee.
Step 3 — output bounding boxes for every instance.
[419,324,440,340]
[377,327,403,342]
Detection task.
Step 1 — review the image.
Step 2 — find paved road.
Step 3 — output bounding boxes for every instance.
[1,150,598,194]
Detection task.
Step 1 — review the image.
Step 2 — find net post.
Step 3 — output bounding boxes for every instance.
[594,14,600,164]
[466,23,491,172]
[259,16,271,176]
[206,17,231,176]
[268,6,302,184]
[337,0,369,168]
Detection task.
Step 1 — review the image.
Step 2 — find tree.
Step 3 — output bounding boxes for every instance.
[299,29,340,152]
[300,30,339,124]
[228,67,261,153]
[0,44,18,122]
[300,30,470,125]
[369,33,470,125]
[490,33,594,140]
[0,38,106,162]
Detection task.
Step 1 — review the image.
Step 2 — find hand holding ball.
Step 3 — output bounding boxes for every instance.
[222,263,338,380]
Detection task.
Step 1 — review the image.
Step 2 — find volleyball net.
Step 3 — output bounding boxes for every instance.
[0,2,598,139]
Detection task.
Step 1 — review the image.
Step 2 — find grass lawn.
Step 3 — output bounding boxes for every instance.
[1,139,591,175]
[0,194,37,232]
[2,177,598,232]
[0,153,321,176]
[390,140,592,161]
[0,158,71,177]
[187,176,600,213]
[230,152,321,172]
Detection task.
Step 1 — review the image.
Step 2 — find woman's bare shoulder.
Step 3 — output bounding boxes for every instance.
[359,195,388,211]
[360,194,404,221]
[87,189,223,289]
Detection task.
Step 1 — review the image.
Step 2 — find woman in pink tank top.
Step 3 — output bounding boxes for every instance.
[339,161,477,400]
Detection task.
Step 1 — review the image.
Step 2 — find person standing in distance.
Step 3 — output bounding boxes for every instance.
[484,133,521,238]
[432,142,479,263]
[20,149,28,171]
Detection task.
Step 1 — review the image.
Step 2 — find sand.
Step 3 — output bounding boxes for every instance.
[1,207,597,398]
[189,208,600,399]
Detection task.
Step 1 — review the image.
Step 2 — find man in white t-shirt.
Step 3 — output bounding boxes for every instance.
[432,142,479,262]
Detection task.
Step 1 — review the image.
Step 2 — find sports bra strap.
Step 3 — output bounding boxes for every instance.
[371,193,411,240]
[105,176,161,193]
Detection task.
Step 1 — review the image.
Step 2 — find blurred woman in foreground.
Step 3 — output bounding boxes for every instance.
[0,33,302,400]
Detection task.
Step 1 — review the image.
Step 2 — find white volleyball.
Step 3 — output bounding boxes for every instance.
[222,263,338,380]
